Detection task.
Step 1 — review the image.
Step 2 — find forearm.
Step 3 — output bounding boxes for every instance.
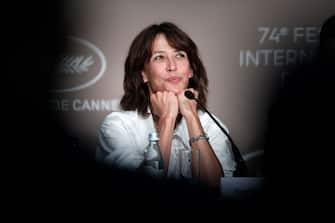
[185,115,223,187]
[158,115,176,172]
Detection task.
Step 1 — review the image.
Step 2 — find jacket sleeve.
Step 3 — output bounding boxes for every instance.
[97,113,144,171]
[202,113,237,177]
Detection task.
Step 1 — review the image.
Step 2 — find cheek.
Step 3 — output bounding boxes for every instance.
[178,61,192,75]
[150,64,166,77]
[182,67,193,79]
[182,78,190,89]
[147,70,166,89]
[150,71,165,83]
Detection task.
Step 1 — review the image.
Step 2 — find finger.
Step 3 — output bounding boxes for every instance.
[194,90,199,99]
[147,83,154,95]
[150,93,156,105]
[167,91,175,99]
[156,91,168,104]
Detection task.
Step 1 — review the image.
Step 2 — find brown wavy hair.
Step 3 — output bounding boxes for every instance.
[120,22,208,117]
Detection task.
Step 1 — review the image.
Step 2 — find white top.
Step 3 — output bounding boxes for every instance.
[97,109,236,178]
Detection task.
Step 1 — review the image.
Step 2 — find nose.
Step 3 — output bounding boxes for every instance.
[166,57,176,72]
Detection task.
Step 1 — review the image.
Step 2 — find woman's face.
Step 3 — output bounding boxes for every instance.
[142,34,193,94]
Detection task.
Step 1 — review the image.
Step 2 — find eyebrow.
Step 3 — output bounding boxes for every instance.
[152,50,166,54]
[152,50,185,54]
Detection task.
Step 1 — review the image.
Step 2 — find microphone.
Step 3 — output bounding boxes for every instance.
[184,90,248,177]
[184,90,196,100]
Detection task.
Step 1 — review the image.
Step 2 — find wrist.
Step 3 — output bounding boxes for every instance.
[183,111,198,123]
[158,115,176,130]
[189,132,209,146]
[160,113,177,122]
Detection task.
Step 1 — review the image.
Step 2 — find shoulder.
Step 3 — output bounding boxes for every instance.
[101,110,142,127]
[103,110,139,122]
[100,110,152,134]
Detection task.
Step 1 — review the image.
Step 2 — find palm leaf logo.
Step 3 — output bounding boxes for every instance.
[60,56,95,75]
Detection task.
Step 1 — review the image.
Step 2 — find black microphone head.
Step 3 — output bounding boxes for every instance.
[184,90,195,100]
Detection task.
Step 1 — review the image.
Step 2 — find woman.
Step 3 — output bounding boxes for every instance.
[98,22,236,187]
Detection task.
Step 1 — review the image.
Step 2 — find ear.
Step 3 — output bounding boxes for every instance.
[188,71,193,78]
[141,70,148,83]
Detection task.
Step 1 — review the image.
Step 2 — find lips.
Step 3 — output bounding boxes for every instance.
[166,76,182,83]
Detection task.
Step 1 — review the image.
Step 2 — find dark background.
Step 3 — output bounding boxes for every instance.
[7,0,335,215]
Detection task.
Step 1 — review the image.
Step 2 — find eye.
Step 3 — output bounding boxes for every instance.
[153,54,165,61]
[176,52,187,59]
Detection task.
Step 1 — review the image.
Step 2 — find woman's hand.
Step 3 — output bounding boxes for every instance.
[150,91,179,120]
[177,88,198,119]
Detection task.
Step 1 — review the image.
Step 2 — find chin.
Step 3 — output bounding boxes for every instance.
[165,84,186,94]
[167,88,184,94]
